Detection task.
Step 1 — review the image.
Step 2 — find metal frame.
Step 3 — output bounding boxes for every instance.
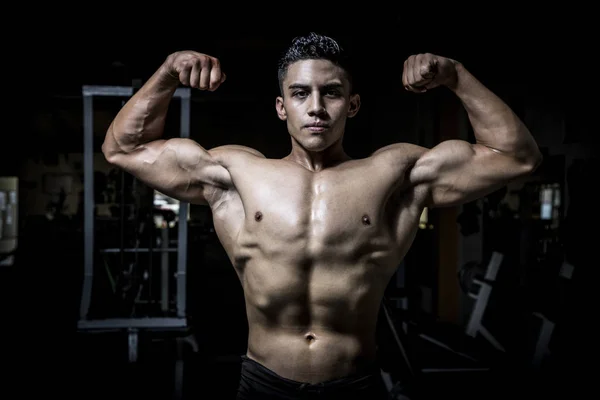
[465,251,506,352]
[78,85,191,331]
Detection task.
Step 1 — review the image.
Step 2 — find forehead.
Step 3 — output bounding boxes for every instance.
[284,59,349,88]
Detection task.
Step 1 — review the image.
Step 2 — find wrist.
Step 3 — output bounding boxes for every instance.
[447,61,469,94]
[158,57,180,86]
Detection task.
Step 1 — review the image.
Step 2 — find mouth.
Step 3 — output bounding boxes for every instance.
[304,123,329,133]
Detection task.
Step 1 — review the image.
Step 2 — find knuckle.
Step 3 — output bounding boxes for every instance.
[195,56,206,68]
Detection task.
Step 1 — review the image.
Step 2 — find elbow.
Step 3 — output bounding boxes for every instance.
[101,141,118,164]
[520,147,544,176]
[102,125,122,165]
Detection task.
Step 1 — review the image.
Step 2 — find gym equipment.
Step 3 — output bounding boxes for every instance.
[79,84,190,328]
[463,251,506,352]
[530,259,575,369]
[78,84,194,398]
[0,177,18,267]
[380,252,513,399]
[380,297,494,400]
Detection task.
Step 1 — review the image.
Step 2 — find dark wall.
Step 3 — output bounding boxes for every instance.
[3,10,596,397]
[8,13,595,163]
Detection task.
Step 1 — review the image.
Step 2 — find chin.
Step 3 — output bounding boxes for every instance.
[300,138,332,152]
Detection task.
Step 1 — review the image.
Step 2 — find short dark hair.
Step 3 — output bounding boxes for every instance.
[277,32,354,94]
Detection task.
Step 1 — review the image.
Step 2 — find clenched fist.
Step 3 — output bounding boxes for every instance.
[402,53,458,93]
[164,51,226,91]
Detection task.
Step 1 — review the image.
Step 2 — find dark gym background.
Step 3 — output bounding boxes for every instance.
[2,9,595,400]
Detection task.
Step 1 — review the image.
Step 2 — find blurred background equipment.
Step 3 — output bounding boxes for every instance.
[77,84,195,399]
[0,177,18,267]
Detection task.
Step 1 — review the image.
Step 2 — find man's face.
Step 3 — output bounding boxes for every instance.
[276,59,360,152]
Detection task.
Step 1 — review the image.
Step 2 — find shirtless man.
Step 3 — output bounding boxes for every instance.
[102,32,542,399]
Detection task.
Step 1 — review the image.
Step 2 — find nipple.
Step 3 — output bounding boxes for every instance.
[255,211,263,222]
[362,214,371,225]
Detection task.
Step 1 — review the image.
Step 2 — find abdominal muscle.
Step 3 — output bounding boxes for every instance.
[238,256,394,384]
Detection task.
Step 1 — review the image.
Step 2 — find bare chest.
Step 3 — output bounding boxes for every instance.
[218,160,403,259]
[252,178,380,241]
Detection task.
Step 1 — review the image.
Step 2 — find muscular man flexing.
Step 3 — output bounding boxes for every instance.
[102,33,542,399]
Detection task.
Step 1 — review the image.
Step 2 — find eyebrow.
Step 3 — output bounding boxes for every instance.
[288,82,344,91]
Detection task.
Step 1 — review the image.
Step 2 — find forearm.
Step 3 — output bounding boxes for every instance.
[102,61,178,157]
[450,63,542,165]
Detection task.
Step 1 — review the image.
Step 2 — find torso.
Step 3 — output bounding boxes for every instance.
[207,146,428,383]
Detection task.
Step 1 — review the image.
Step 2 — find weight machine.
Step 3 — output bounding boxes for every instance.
[463,251,506,352]
[380,252,511,399]
[78,85,196,399]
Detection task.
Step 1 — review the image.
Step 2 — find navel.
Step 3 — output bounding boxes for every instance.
[304,332,316,343]
[362,214,371,226]
[255,211,263,222]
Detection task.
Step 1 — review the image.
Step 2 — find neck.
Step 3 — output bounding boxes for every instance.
[285,137,351,172]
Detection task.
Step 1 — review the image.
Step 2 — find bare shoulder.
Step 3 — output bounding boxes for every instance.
[368,143,432,199]
[370,143,433,206]
[208,144,266,165]
[370,142,428,167]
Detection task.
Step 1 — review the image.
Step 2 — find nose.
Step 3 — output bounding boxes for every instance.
[307,95,326,117]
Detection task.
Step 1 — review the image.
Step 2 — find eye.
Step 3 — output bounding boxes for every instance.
[293,90,308,98]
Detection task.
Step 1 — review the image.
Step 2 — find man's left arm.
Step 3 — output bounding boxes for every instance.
[403,53,543,208]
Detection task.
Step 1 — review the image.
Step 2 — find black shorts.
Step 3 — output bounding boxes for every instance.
[236,355,391,400]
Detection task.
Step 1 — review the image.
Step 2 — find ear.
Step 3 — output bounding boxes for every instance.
[276,96,287,120]
[347,93,360,118]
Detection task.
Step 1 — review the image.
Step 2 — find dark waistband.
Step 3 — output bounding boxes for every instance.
[239,354,382,393]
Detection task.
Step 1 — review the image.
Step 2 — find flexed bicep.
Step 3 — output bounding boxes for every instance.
[409,140,535,208]
[108,137,232,205]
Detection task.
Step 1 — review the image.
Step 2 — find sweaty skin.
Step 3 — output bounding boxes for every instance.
[209,148,425,383]
[102,51,542,384]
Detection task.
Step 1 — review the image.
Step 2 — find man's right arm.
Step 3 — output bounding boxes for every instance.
[102,51,230,205]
